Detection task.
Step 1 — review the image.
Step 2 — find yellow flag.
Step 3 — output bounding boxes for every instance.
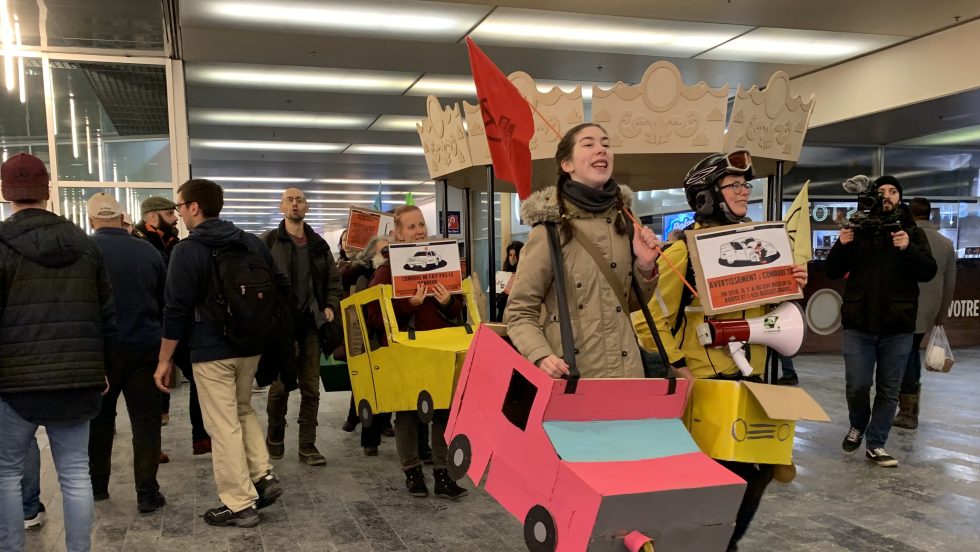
[783,181,812,265]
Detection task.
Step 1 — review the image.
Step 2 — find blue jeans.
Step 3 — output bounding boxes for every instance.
[842,329,912,449]
[22,436,41,520]
[0,396,93,552]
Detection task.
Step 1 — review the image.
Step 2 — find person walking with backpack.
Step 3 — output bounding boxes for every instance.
[0,153,116,552]
[153,179,288,528]
[262,188,342,466]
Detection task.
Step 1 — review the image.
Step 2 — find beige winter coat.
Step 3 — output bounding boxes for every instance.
[504,184,658,379]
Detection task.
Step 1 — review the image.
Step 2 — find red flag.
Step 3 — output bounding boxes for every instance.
[465,37,534,200]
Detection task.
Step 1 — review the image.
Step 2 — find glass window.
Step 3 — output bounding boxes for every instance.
[883,147,980,198]
[783,146,877,198]
[1,54,49,179]
[58,186,172,233]
[43,1,165,52]
[471,191,502,303]
[50,61,170,182]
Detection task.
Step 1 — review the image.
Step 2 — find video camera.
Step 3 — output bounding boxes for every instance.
[841,175,903,232]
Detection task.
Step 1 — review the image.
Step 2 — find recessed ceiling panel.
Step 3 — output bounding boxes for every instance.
[470,7,752,57]
[182,0,491,41]
[185,63,419,93]
[697,28,905,64]
[189,108,375,129]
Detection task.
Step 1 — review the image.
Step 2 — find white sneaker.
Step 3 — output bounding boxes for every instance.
[24,504,45,530]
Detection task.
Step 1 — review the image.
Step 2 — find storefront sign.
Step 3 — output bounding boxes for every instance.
[947,299,980,318]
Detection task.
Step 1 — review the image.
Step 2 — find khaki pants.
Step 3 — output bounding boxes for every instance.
[194,355,271,512]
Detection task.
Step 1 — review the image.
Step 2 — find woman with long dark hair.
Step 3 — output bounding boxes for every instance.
[495,240,523,320]
[505,123,663,379]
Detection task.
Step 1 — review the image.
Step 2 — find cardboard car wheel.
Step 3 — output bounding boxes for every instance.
[523,505,557,552]
[358,399,374,428]
[447,434,471,481]
[417,390,434,423]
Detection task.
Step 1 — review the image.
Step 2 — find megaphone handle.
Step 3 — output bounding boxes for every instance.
[728,342,754,377]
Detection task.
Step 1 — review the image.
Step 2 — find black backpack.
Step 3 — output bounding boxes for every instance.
[203,239,284,356]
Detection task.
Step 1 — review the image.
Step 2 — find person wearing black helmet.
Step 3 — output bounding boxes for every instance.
[634,150,808,552]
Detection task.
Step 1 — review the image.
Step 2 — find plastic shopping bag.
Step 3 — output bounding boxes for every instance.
[924,326,955,372]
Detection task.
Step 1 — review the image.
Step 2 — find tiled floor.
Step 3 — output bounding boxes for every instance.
[24,348,980,551]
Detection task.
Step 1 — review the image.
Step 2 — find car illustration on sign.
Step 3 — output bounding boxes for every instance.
[340,278,481,427]
[445,325,746,552]
[403,249,448,271]
[718,238,780,267]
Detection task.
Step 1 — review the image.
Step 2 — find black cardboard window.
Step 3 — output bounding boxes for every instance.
[361,300,385,351]
[502,369,537,431]
[344,305,365,357]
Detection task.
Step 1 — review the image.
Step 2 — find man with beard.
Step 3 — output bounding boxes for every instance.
[134,197,180,264]
[263,188,342,466]
[827,176,936,467]
[135,196,212,457]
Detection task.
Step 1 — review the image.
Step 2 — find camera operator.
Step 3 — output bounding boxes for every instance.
[826,175,936,468]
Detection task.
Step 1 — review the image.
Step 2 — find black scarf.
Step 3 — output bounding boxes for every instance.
[562,178,619,213]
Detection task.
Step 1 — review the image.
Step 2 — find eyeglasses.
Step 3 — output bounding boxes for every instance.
[173,201,191,210]
[724,150,752,173]
[718,182,753,194]
[283,197,306,204]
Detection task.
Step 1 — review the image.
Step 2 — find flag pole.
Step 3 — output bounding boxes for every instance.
[620,207,699,298]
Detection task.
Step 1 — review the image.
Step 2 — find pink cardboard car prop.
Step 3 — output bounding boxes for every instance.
[446,326,746,552]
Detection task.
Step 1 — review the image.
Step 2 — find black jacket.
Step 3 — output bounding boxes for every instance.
[162,218,287,363]
[263,221,342,327]
[825,212,937,334]
[0,209,115,394]
[133,220,179,265]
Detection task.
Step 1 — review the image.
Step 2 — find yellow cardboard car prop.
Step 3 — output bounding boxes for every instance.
[341,278,481,426]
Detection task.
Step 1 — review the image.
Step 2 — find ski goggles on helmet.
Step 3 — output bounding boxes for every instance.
[724,150,752,174]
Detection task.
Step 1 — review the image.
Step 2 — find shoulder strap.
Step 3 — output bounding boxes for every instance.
[672,255,696,336]
[570,217,672,371]
[568,223,629,313]
[544,222,579,393]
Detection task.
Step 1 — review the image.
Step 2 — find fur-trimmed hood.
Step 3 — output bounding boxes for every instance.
[519,183,634,226]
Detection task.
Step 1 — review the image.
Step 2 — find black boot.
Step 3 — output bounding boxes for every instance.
[893,393,919,429]
[266,426,285,460]
[433,468,468,500]
[404,465,428,497]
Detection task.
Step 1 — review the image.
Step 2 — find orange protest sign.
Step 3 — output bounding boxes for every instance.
[687,222,803,315]
[345,207,394,250]
[388,240,463,298]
